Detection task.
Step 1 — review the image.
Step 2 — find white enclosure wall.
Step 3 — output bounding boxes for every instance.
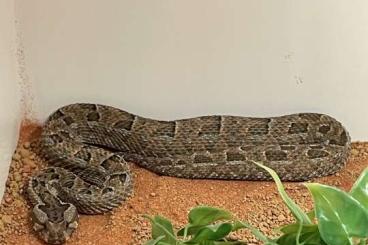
[16,0,368,140]
[0,0,20,199]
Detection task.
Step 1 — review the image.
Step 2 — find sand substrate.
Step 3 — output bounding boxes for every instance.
[0,123,367,245]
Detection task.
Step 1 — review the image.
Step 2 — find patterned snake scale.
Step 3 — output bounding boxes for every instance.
[27,103,351,244]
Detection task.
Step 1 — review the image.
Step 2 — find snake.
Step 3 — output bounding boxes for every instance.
[26,103,351,244]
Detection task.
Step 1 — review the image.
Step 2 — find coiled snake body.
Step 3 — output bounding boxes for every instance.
[27,103,351,244]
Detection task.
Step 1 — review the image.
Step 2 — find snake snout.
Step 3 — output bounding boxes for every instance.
[31,202,78,244]
[42,220,75,244]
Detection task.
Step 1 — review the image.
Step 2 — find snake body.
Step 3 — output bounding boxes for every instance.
[27,103,351,244]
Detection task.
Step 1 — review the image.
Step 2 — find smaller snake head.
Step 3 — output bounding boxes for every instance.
[31,202,78,244]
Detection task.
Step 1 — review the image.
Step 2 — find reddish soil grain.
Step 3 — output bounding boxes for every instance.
[1,123,367,245]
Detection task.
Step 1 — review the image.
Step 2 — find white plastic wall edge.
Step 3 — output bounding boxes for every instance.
[16,1,368,140]
[0,0,21,200]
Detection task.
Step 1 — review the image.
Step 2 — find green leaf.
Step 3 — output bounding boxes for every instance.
[277,223,328,245]
[144,215,178,244]
[231,220,249,232]
[277,230,327,245]
[306,210,315,221]
[185,223,233,243]
[252,161,312,245]
[178,206,233,237]
[177,225,205,237]
[350,167,368,209]
[305,183,368,245]
[252,161,311,225]
[300,232,328,245]
[279,223,318,234]
[145,236,166,245]
[188,206,233,226]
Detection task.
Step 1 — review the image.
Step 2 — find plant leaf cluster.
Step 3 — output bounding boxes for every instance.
[145,163,368,245]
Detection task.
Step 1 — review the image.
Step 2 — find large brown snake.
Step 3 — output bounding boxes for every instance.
[26,103,351,244]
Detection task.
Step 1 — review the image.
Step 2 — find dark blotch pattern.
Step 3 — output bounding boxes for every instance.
[248,124,269,135]
[59,131,72,139]
[45,168,56,173]
[240,146,254,152]
[79,104,98,110]
[226,152,245,161]
[63,116,75,126]
[280,145,295,151]
[50,173,60,180]
[159,159,173,166]
[299,113,322,120]
[288,123,308,134]
[100,155,121,171]
[62,179,76,189]
[31,179,38,188]
[199,116,221,136]
[310,145,323,149]
[74,151,92,162]
[248,119,270,135]
[194,154,213,163]
[48,109,64,121]
[330,131,349,146]
[101,159,112,170]
[265,150,287,161]
[156,121,176,137]
[102,187,114,195]
[113,119,134,130]
[177,160,187,165]
[39,180,46,187]
[87,111,101,122]
[319,125,331,134]
[307,149,329,159]
[204,139,218,153]
[79,189,93,195]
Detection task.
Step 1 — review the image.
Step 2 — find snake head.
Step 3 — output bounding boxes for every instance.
[32,202,78,244]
